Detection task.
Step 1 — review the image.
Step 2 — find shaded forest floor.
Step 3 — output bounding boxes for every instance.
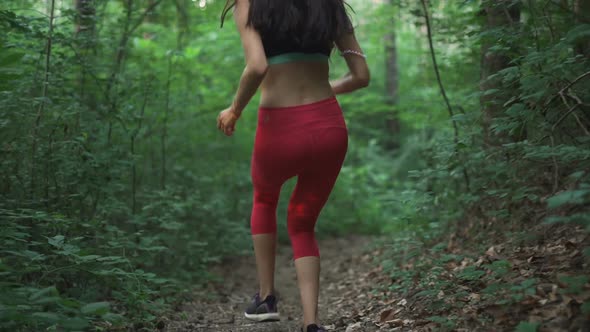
[166,236,380,332]
[165,224,590,332]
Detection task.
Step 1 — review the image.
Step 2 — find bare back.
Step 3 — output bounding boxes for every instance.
[260,62,333,108]
[222,0,369,123]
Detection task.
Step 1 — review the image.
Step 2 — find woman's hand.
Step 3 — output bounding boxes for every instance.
[217,106,241,136]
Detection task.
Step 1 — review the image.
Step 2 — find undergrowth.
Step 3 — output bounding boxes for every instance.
[372,6,590,328]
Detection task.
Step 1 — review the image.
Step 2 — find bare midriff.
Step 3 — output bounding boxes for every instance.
[260,60,334,108]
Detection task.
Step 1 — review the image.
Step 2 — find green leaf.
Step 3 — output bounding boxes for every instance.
[78,254,102,261]
[0,49,25,66]
[81,301,110,315]
[565,24,590,43]
[505,103,526,117]
[62,317,90,330]
[487,260,511,277]
[32,312,60,323]
[558,275,589,294]
[520,278,537,289]
[48,234,65,248]
[451,114,467,122]
[569,171,587,181]
[482,283,507,295]
[544,212,590,225]
[458,266,485,280]
[428,315,456,329]
[515,321,540,332]
[458,266,485,281]
[103,312,125,323]
[29,286,58,301]
[483,88,500,96]
[415,289,438,298]
[547,190,589,209]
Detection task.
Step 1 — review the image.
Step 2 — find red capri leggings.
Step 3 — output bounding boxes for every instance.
[250,97,348,259]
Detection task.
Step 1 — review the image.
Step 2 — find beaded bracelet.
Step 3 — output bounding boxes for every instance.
[340,49,367,59]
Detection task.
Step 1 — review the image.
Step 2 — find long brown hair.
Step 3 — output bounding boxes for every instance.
[220,0,236,27]
[220,0,353,47]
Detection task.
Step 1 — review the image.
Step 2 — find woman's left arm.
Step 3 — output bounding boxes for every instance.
[217,0,267,136]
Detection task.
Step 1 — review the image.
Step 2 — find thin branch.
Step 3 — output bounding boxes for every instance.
[549,135,559,194]
[551,87,590,135]
[161,55,173,190]
[131,82,149,215]
[552,102,582,131]
[106,0,134,97]
[542,0,557,42]
[549,0,590,23]
[542,70,590,111]
[128,0,163,35]
[104,0,164,131]
[566,92,590,135]
[526,0,541,52]
[560,71,590,93]
[420,0,458,139]
[30,0,56,198]
[573,113,590,136]
[105,0,164,97]
[420,0,470,190]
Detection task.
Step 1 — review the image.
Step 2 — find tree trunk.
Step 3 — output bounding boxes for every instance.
[161,55,172,190]
[480,0,521,146]
[174,0,189,48]
[575,0,590,58]
[75,0,97,123]
[75,0,96,37]
[384,0,400,149]
[31,0,56,199]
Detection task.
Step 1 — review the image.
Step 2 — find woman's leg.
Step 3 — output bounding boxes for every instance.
[288,174,331,328]
[245,185,282,321]
[287,127,348,329]
[251,188,282,298]
[252,233,276,298]
[294,256,320,328]
[249,109,303,305]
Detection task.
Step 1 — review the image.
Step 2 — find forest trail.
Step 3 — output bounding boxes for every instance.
[167,236,382,332]
[165,224,590,332]
[3,2,590,332]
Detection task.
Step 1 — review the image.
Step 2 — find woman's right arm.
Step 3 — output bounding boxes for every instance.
[330,31,370,94]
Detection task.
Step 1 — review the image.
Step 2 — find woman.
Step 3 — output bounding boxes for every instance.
[217,1,369,331]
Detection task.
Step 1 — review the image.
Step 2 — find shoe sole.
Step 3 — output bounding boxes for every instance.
[244,312,280,322]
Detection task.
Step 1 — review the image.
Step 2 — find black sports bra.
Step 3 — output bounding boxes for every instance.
[261,34,332,65]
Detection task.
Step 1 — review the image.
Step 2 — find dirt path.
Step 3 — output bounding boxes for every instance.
[167,236,381,332]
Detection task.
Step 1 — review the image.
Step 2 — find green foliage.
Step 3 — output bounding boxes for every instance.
[375,0,590,268]
[458,266,486,281]
[0,1,254,329]
[374,7,590,330]
[1,0,589,330]
[485,260,511,278]
[558,275,589,294]
[427,315,457,330]
[515,321,540,332]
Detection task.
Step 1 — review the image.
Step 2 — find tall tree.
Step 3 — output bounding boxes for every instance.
[75,0,95,38]
[384,0,400,149]
[574,0,590,58]
[480,0,521,145]
[75,0,97,115]
[31,0,56,199]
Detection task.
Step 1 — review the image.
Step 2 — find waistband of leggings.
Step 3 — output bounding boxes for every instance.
[258,96,338,112]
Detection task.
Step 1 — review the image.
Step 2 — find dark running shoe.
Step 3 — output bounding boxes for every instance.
[244,293,280,322]
[302,324,327,332]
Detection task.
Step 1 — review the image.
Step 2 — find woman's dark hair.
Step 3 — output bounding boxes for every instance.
[221,0,353,47]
